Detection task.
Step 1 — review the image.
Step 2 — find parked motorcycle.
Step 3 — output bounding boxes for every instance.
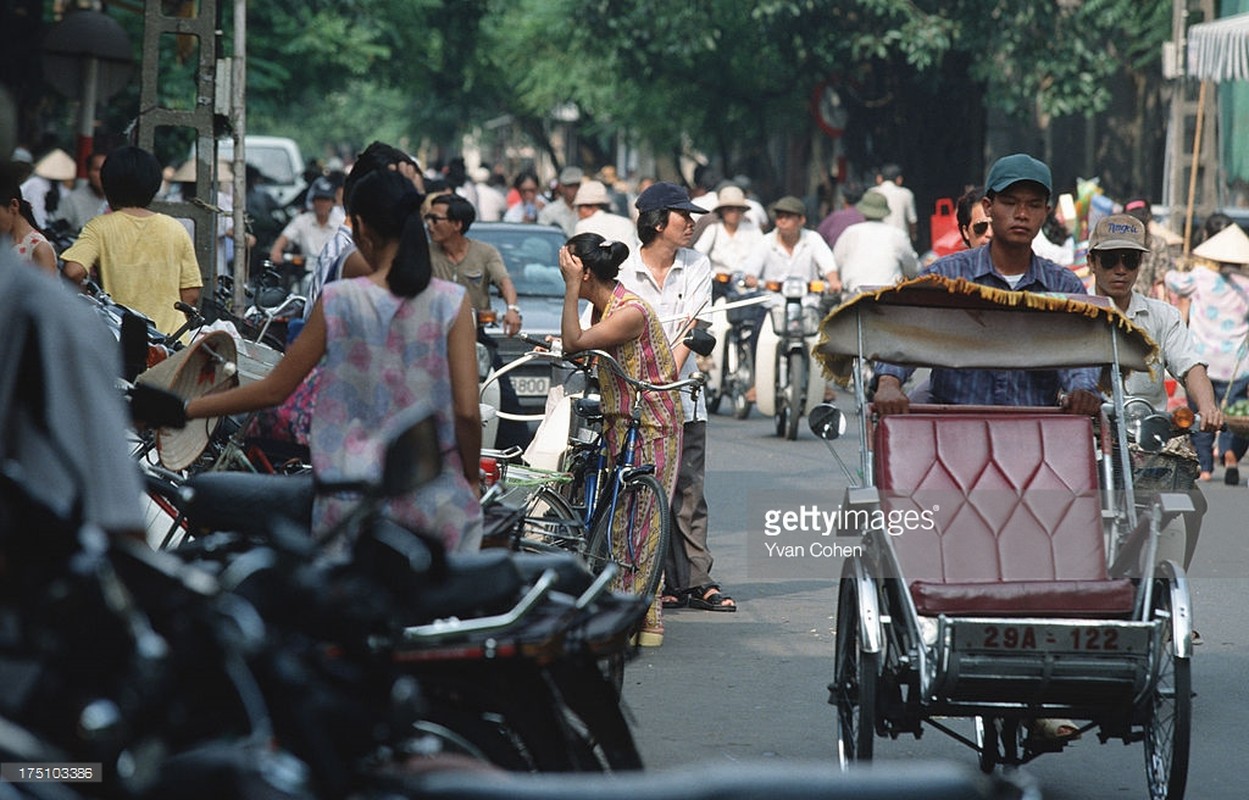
[752,277,829,440]
[704,271,764,419]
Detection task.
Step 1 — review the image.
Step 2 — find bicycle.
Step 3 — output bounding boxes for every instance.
[482,338,703,599]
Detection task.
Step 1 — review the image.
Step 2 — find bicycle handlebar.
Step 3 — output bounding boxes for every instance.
[507,337,703,395]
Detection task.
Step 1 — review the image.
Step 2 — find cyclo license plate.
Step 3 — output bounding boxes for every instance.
[952,622,1151,654]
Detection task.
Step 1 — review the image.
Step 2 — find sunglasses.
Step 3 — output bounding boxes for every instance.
[1096,250,1142,270]
[971,220,991,236]
[423,214,449,223]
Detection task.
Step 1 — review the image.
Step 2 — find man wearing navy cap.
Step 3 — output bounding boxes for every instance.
[873,153,1101,416]
[620,181,737,623]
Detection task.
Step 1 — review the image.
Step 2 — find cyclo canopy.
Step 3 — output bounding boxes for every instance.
[812,274,1158,381]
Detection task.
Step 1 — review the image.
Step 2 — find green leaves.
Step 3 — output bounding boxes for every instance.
[223,0,1167,169]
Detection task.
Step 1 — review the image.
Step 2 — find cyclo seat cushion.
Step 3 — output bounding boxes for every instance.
[874,413,1134,618]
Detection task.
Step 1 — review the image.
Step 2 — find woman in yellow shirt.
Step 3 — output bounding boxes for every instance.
[63,146,202,338]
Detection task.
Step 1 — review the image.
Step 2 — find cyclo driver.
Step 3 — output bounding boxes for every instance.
[870,153,1099,742]
[872,154,1102,417]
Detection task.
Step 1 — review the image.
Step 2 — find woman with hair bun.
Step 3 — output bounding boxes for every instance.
[559,232,680,645]
[188,169,483,551]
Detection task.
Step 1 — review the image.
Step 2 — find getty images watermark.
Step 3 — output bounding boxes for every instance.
[746,493,938,579]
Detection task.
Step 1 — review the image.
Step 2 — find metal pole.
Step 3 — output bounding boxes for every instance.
[231,0,248,311]
[1182,80,1208,257]
[77,56,99,178]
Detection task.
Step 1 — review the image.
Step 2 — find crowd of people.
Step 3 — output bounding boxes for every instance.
[4,137,1248,658]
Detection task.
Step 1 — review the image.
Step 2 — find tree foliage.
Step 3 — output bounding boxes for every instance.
[70,1,1170,181]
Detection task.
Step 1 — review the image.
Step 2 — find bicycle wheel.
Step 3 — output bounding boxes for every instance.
[517,485,586,555]
[832,571,877,764]
[1144,578,1191,800]
[585,473,670,599]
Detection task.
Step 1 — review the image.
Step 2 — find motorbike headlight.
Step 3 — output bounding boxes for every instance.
[475,343,492,380]
[1122,398,1153,440]
[782,277,807,299]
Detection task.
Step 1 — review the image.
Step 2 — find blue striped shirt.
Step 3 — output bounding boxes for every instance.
[876,246,1099,405]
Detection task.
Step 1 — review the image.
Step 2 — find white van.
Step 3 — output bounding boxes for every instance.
[217,135,306,209]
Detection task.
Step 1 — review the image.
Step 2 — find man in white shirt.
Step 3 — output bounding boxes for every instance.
[619,181,736,614]
[536,165,582,236]
[874,163,918,245]
[269,176,345,263]
[832,189,918,293]
[470,166,507,222]
[741,196,838,287]
[572,180,638,251]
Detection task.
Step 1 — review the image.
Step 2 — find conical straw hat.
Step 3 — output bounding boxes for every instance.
[170,158,235,184]
[1192,223,1249,265]
[136,330,239,470]
[34,148,77,181]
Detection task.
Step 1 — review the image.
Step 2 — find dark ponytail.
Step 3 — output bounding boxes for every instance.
[348,170,430,298]
[566,232,629,282]
[18,199,42,235]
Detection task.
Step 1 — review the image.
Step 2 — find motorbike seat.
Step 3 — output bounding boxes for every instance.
[185,471,314,536]
[405,549,526,622]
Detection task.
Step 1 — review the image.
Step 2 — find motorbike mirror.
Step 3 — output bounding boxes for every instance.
[1135,414,1172,453]
[808,403,846,441]
[683,327,716,357]
[120,311,150,383]
[380,409,442,498]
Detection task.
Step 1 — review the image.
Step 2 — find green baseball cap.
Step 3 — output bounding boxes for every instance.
[985,153,1052,196]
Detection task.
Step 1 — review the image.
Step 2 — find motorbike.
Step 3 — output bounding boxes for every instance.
[1104,397,1204,577]
[704,271,765,420]
[752,276,829,440]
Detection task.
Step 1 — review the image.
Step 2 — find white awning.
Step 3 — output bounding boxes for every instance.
[1188,12,1249,83]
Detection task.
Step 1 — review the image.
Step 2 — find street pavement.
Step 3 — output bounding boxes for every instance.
[623,403,1249,799]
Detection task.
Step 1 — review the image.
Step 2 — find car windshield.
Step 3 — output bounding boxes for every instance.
[477,227,567,297]
[219,143,297,184]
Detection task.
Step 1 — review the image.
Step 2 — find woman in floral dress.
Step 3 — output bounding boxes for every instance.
[189,169,482,551]
[558,232,681,646]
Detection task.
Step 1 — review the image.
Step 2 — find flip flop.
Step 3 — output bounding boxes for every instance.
[688,587,736,612]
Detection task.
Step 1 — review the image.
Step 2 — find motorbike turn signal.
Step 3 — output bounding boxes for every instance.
[1171,406,1195,430]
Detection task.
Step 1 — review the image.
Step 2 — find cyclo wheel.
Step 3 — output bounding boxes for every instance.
[1144,579,1191,800]
[785,351,805,441]
[832,567,877,764]
[585,473,670,599]
[517,485,586,556]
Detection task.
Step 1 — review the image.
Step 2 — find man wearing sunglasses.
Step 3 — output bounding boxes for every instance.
[1089,213,1221,583]
[873,153,1102,416]
[1089,214,1221,433]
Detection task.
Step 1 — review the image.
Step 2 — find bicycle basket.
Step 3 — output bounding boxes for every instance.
[1131,449,1199,493]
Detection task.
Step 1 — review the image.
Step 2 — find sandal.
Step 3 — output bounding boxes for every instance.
[1030,718,1081,741]
[662,593,689,609]
[688,584,737,612]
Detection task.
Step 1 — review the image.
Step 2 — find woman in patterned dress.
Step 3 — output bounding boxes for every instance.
[1,166,57,274]
[558,232,681,645]
[188,169,482,552]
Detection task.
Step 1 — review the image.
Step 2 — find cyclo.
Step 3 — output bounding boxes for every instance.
[809,275,1192,800]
